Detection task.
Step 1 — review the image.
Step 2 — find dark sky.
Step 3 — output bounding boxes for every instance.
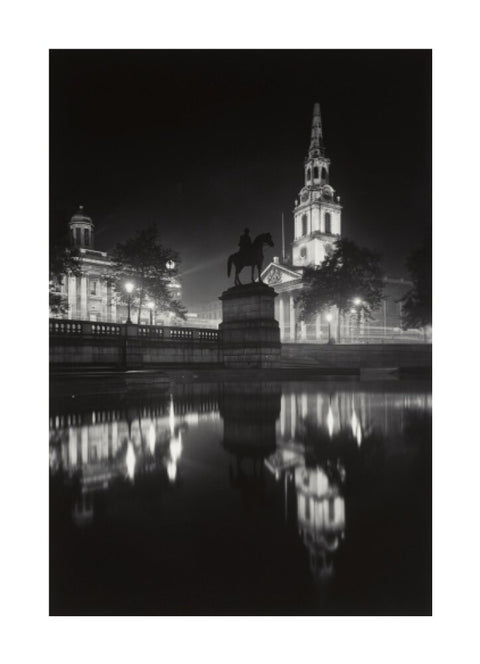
[50,50,431,308]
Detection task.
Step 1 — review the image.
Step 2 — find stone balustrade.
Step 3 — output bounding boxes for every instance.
[50,318,220,368]
[50,318,219,343]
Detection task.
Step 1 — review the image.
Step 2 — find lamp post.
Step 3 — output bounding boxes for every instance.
[352,298,362,342]
[326,313,332,344]
[147,300,155,326]
[125,281,134,324]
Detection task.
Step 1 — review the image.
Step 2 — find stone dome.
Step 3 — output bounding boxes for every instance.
[70,205,94,226]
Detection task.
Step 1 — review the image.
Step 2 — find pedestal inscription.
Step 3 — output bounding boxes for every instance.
[219,283,281,368]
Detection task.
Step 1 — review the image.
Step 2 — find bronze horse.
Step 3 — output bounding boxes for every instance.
[227,232,274,286]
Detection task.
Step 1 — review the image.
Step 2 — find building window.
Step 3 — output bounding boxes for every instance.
[90,279,97,295]
[306,168,311,182]
[300,247,307,259]
[75,228,81,245]
[302,214,308,236]
[313,166,319,179]
[325,212,331,234]
[321,166,327,180]
[84,229,90,246]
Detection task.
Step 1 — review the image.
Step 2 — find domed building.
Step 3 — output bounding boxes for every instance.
[53,205,182,324]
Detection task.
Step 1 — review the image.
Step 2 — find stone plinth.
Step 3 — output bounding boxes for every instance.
[219,283,281,368]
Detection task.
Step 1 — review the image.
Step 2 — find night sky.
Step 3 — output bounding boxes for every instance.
[50,50,431,308]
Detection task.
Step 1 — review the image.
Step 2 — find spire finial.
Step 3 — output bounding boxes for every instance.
[309,102,323,155]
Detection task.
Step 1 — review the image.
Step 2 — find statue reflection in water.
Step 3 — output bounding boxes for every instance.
[219,382,280,508]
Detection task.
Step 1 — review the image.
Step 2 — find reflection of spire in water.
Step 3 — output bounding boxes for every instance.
[126,441,135,481]
[147,422,156,455]
[327,405,334,438]
[351,407,362,447]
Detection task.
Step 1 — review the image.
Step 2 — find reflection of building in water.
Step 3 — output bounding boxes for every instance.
[277,387,432,448]
[267,383,431,584]
[50,393,221,523]
[295,466,345,583]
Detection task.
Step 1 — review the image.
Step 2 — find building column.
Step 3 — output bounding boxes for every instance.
[80,276,88,320]
[67,275,77,319]
[300,320,306,341]
[289,295,295,342]
[279,295,285,341]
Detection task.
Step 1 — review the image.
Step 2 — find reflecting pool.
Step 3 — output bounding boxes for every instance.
[50,379,431,615]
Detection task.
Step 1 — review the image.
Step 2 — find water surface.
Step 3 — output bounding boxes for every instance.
[50,378,431,615]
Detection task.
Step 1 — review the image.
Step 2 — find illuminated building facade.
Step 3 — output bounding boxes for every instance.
[52,205,182,324]
[260,103,418,343]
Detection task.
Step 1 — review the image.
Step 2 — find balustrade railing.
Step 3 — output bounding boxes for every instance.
[91,323,122,336]
[138,325,165,338]
[50,319,219,344]
[50,320,83,336]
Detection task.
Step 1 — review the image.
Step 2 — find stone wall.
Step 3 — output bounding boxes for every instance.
[50,320,220,368]
[281,342,431,369]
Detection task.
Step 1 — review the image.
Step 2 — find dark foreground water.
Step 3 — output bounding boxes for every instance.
[50,378,431,615]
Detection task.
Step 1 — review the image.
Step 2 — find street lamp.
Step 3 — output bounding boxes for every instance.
[147,300,155,325]
[326,313,332,344]
[352,298,362,341]
[125,281,134,324]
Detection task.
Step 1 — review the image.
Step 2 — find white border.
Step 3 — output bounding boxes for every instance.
[2,1,480,662]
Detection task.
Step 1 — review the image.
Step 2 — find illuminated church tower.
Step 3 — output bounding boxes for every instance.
[292,103,342,267]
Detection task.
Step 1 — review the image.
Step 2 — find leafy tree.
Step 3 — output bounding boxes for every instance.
[401,236,432,333]
[296,238,384,341]
[110,225,186,323]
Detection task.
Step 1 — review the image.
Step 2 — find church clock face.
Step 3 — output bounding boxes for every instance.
[301,191,309,203]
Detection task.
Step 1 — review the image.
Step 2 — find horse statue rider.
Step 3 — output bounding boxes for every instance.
[227,229,274,286]
[238,228,252,261]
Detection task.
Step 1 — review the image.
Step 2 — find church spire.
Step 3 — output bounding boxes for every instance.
[308,102,324,157]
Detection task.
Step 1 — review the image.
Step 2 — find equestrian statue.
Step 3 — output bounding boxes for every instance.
[227,229,274,286]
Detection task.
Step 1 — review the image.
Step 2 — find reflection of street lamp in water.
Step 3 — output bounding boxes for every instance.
[125,281,134,324]
[167,394,183,482]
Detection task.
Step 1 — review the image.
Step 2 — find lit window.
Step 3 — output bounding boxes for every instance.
[325,212,331,234]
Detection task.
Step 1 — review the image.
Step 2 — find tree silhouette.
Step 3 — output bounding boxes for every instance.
[296,238,384,341]
[401,236,432,334]
[110,225,186,324]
